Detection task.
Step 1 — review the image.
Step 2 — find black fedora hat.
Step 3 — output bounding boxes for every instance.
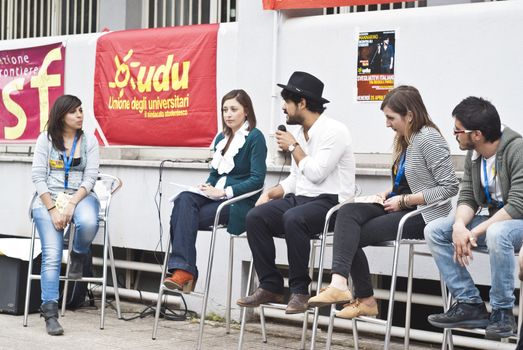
[277,71,330,104]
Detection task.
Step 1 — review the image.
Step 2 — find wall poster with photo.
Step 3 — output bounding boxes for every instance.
[357,30,395,102]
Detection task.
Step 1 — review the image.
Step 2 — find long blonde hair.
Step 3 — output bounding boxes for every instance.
[381,86,440,164]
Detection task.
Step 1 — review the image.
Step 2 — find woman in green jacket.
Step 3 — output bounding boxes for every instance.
[163,89,267,292]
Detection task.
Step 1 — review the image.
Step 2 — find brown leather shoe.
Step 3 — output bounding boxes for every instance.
[236,288,284,307]
[286,293,310,314]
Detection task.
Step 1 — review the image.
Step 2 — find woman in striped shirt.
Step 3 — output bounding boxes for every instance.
[308,85,459,318]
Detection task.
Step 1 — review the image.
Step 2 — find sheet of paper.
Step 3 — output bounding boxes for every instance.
[354,194,384,206]
[168,182,216,202]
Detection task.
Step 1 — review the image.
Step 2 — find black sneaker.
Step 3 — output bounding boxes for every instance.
[427,302,490,329]
[485,308,516,339]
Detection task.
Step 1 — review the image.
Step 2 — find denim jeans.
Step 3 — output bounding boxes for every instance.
[425,215,523,309]
[168,192,229,280]
[33,194,100,304]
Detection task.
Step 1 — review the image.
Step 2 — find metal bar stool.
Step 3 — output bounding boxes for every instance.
[308,199,354,349]
[440,247,523,349]
[23,173,123,330]
[237,199,353,349]
[236,239,314,350]
[320,199,450,350]
[152,188,262,350]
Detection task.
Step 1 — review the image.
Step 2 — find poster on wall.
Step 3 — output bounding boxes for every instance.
[0,43,65,142]
[357,30,395,102]
[93,24,219,147]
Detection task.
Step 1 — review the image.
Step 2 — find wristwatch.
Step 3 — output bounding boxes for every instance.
[288,142,299,153]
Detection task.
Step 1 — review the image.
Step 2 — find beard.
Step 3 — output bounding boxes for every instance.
[456,135,475,151]
[286,113,304,125]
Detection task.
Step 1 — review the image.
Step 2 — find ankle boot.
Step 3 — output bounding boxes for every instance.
[40,302,64,336]
[69,251,86,279]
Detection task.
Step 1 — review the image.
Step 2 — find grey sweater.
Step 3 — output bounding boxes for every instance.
[458,126,523,219]
[31,131,99,203]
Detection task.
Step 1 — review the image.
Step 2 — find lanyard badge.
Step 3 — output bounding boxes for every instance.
[482,158,503,208]
[63,135,79,190]
[389,152,406,198]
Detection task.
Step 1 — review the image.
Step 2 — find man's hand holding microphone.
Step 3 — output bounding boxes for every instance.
[275,124,299,153]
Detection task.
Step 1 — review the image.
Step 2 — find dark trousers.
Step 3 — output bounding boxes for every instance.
[246,193,338,295]
[331,203,425,298]
[168,191,229,279]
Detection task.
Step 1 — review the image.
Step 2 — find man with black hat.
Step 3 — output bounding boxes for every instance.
[237,71,355,314]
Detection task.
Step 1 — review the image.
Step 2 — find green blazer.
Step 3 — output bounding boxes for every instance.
[206,127,267,235]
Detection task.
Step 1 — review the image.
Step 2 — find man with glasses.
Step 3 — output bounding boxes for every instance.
[425,96,523,339]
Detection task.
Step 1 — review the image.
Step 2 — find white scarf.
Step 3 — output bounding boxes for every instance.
[210,122,250,174]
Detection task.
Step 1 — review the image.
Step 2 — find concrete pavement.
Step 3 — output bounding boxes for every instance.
[0,301,437,350]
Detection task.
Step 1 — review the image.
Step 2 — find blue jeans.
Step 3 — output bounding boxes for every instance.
[33,194,100,304]
[425,215,523,309]
[168,192,229,280]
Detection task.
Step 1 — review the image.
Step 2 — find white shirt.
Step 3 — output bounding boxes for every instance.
[479,154,503,203]
[279,114,356,202]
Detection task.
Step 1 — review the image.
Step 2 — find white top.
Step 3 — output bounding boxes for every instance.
[480,154,503,203]
[209,122,250,198]
[279,114,356,202]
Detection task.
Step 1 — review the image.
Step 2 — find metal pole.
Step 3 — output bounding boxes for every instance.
[269,11,280,146]
[310,223,329,349]
[404,244,415,349]
[225,235,235,334]
[238,259,254,350]
[23,222,37,327]
[107,234,122,319]
[152,240,171,339]
[196,202,225,349]
[383,238,402,349]
[325,306,335,350]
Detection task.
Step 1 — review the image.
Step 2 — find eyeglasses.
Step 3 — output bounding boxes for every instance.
[453,128,475,135]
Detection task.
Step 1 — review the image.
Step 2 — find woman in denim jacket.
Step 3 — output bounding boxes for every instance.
[32,95,100,335]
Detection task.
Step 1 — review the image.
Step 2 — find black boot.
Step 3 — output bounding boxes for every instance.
[40,302,64,336]
[69,251,86,279]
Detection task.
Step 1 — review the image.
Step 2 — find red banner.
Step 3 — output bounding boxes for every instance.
[93,24,219,147]
[0,43,65,142]
[263,0,413,9]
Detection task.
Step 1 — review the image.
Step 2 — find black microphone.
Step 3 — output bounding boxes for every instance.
[276,125,288,182]
[277,124,288,154]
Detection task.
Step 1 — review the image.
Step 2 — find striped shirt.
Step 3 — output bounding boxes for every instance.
[404,126,459,223]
